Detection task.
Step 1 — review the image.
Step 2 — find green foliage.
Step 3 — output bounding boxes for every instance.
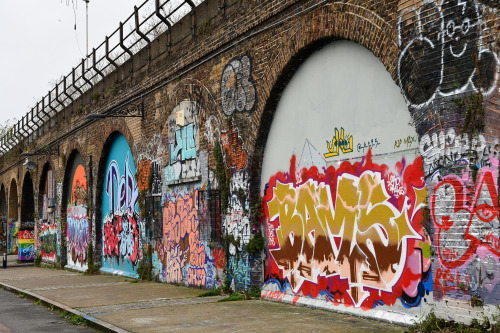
[197,287,221,297]
[459,93,484,137]
[222,277,232,294]
[249,194,264,225]
[245,231,264,256]
[217,292,245,302]
[471,295,484,307]
[137,244,153,281]
[214,141,229,213]
[249,286,261,298]
[59,311,86,326]
[91,93,101,101]
[406,312,493,333]
[34,254,42,267]
[85,242,101,275]
[222,234,240,253]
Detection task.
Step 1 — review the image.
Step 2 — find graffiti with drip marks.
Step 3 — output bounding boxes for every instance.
[263,152,431,309]
[102,134,143,276]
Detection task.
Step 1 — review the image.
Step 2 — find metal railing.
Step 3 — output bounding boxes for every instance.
[1,0,204,156]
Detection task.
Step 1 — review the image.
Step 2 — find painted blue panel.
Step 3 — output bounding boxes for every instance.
[102,133,140,277]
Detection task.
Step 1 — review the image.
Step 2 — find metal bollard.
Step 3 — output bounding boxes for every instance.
[3,253,6,269]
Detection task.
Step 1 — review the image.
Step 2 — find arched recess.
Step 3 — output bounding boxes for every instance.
[256,40,430,316]
[96,131,140,277]
[38,162,57,262]
[8,179,18,254]
[0,184,7,251]
[62,150,89,271]
[19,172,35,261]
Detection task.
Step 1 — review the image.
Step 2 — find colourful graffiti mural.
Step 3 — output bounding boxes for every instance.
[18,229,35,261]
[67,163,89,269]
[431,158,500,304]
[67,205,88,267]
[40,223,57,262]
[102,134,142,276]
[159,189,223,289]
[8,220,19,254]
[263,151,431,309]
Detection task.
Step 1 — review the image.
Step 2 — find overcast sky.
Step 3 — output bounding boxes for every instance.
[0,0,144,126]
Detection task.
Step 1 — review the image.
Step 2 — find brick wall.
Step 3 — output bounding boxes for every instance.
[0,0,498,325]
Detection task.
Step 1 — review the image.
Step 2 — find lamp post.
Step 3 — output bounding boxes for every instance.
[83,0,90,57]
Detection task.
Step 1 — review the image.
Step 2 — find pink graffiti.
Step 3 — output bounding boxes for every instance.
[188,267,206,286]
[163,190,207,286]
[166,243,187,283]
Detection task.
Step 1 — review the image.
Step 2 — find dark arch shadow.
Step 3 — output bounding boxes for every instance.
[0,184,7,251]
[8,179,18,254]
[37,162,52,222]
[21,171,35,230]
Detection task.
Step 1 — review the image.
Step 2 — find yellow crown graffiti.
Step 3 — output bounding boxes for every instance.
[325,127,353,158]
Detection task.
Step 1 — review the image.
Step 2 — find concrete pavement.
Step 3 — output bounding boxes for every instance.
[0,264,405,332]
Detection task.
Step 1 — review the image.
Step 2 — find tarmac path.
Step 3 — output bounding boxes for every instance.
[0,261,406,333]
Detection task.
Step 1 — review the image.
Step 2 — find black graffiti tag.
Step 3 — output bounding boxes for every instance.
[398,0,497,107]
[221,55,256,115]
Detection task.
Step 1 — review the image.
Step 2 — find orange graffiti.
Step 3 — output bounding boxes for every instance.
[71,165,87,205]
[136,159,152,192]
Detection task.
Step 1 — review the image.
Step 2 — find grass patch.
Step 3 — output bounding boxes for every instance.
[217,292,245,303]
[198,288,221,297]
[34,299,43,306]
[406,312,494,333]
[59,310,86,326]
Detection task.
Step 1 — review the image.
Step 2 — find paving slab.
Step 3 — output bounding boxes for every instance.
[35,281,203,308]
[95,300,406,333]
[0,266,406,333]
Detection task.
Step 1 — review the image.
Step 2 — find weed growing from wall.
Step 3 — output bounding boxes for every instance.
[214,141,229,213]
[85,241,100,275]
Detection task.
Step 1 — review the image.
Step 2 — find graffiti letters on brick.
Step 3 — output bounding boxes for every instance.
[40,223,57,261]
[165,101,201,184]
[220,125,248,171]
[419,128,499,177]
[160,189,224,289]
[397,0,498,107]
[221,55,256,115]
[264,152,431,309]
[134,134,164,195]
[432,158,500,303]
